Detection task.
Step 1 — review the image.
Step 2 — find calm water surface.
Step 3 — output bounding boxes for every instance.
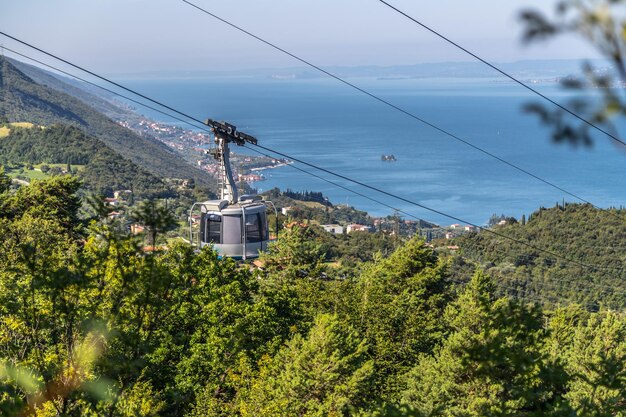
[122,76,626,225]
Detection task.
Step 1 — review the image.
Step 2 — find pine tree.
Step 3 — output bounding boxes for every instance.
[0,166,10,193]
[402,271,571,416]
[235,314,373,416]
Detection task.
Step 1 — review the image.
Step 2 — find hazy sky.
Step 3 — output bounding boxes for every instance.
[0,0,599,75]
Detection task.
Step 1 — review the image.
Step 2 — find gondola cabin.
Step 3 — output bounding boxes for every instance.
[191,196,271,260]
[189,119,276,260]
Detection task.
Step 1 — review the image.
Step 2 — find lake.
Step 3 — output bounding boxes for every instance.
[121,76,626,225]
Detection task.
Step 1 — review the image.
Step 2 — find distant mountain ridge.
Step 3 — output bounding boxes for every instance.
[105,59,607,81]
[0,57,212,187]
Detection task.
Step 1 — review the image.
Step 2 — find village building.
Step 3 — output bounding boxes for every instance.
[321,224,344,235]
[113,189,132,201]
[346,224,371,233]
[104,197,120,207]
[130,224,146,235]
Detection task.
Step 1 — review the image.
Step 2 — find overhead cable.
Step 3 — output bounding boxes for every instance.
[178,2,613,214]
[250,143,622,273]
[246,145,432,224]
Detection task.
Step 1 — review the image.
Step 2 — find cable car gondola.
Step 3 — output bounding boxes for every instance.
[189,119,276,260]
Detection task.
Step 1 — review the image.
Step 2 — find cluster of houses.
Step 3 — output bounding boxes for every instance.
[320,224,373,235]
[317,220,481,241]
[103,190,132,220]
[238,172,264,183]
[102,190,151,237]
[117,118,211,155]
[444,223,478,239]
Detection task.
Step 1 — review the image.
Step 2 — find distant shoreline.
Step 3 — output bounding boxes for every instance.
[250,161,293,172]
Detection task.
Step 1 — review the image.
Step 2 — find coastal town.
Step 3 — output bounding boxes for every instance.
[116,116,290,184]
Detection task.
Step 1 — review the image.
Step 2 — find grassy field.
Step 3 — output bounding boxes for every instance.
[5,163,86,181]
[38,163,86,172]
[9,122,35,128]
[25,170,50,180]
[299,201,327,209]
[7,168,49,181]
[0,122,38,138]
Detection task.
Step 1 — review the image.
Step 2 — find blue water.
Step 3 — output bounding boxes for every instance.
[120,76,626,226]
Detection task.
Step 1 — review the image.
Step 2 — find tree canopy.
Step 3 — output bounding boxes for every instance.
[2,170,626,417]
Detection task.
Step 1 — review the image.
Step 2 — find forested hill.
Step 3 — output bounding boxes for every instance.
[0,123,170,197]
[0,57,211,186]
[455,203,626,309]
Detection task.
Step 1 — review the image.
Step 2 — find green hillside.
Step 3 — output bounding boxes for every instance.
[0,123,171,197]
[6,57,132,120]
[0,57,212,187]
[454,203,626,309]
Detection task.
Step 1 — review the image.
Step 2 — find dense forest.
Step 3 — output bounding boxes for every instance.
[0,123,172,197]
[453,203,626,310]
[281,189,332,206]
[1,171,625,416]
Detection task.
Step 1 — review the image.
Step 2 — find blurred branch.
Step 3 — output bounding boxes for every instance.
[0,328,114,417]
[519,0,626,149]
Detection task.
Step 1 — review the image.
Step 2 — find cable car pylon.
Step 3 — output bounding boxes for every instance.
[189,119,276,260]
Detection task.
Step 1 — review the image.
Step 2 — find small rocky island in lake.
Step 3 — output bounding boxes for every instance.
[381,154,397,162]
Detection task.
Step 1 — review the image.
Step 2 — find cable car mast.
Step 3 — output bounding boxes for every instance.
[205,118,257,204]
